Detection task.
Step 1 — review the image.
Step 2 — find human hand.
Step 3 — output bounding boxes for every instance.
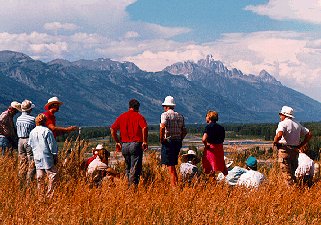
[68,126,78,132]
[142,142,148,151]
[115,142,122,152]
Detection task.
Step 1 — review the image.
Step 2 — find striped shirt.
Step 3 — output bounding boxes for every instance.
[16,112,36,138]
[160,109,185,140]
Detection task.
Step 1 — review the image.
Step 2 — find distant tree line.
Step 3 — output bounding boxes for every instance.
[56,122,321,159]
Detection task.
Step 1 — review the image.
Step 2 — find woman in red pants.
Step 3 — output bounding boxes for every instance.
[202,111,228,178]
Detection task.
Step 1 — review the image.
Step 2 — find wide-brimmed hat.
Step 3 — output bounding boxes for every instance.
[279,106,294,118]
[21,99,35,112]
[10,101,22,111]
[162,96,176,106]
[44,96,63,110]
[181,150,200,163]
[92,144,110,157]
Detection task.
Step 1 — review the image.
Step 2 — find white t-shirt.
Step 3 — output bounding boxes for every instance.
[276,118,309,146]
[87,156,108,175]
[295,153,314,178]
[237,170,265,188]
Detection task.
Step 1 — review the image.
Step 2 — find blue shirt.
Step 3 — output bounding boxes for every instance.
[203,122,225,144]
[16,112,35,138]
[28,126,58,169]
[225,166,248,186]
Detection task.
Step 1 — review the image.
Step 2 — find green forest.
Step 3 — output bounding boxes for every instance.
[58,122,321,160]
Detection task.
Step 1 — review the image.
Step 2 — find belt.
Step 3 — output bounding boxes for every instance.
[276,143,298,148]
[19,137,29,139]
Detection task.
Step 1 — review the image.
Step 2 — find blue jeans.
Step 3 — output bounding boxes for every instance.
[122,142,143,186]
[0,136,9,156]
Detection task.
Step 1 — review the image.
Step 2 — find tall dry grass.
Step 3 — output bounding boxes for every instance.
[1,140,321,224]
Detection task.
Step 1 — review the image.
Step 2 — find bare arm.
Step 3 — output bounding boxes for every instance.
[273,131,283,145]
[202,133,208,147]
[298,131,313,149]
[142,126,148,150]
[159,124,165,143]
[47,123,78,136]
[110,127,122,152]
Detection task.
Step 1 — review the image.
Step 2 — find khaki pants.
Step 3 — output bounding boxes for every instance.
[36,166,58,198]
[18,138,36,183]
[278,147,299,185]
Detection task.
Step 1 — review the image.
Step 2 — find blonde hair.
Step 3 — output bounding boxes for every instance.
[35,113,47,126]
[206,110,218,122]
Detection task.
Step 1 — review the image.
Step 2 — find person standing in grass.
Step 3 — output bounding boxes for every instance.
[110,99,148,187]
[28,114,58,197]
[43,96,78,139]
[160,96,187,187]
[273,106,312,185]
[16,99,36,184]
[202,110,228,178]
[0,101,21,156]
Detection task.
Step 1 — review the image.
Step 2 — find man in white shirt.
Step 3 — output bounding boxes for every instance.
[295,150,314,187]
[237,156,265,188]
[273,106,312,185]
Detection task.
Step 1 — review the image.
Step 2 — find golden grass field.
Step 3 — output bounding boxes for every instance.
[1,139,321,225]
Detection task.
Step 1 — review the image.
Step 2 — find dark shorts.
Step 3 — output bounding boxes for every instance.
[161,139,182,166]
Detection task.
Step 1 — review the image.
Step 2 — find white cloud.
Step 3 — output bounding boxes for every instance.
[245,0,321,24]
[44,22,79,32]
[124,31,139,39]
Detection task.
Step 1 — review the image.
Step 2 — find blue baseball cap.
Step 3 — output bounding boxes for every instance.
[246,156,257,167]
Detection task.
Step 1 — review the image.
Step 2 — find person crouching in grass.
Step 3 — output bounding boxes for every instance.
[86,144,119,188]
[28,114,58,198]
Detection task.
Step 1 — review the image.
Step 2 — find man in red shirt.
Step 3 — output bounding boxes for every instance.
[43,97,78,139]
[110,99,148,186]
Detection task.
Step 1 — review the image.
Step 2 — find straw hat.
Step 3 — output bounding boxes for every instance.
[10,101,22,111]
[44,96,63,110]
[181,150,199,163]
[21,99,35,112]
[279,106,294,118]
[162,96,176,106]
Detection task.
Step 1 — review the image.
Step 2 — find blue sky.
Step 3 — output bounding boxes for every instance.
[0,0,321,102]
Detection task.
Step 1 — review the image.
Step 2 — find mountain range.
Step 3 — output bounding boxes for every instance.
[0,50,320,126]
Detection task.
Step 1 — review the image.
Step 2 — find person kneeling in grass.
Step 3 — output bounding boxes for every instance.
[236,156,265,188]
[87,144,118,187]
[28,114,58,198]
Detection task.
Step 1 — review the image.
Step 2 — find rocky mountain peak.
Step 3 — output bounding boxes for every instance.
[0,50,33,63]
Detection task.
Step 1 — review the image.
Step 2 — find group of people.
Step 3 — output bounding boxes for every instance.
[0,95,316,196]
[0,97,77,196]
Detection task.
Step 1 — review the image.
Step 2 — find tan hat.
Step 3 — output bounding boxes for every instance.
[162,96,176,106]
[44,96,63,110]
[181,150,200,163]
[21,99,35,112]
[10,101,22,111]
[279,106,294,118]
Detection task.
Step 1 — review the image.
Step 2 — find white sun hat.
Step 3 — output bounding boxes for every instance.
[279,106,294,118]
[162,96,176,106]
[44,96,63,110]
[10,101,22,111]
[21,99,35,112]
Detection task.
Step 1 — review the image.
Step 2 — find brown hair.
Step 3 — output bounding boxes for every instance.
[206,110,218,122]
[35,113,47,126]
